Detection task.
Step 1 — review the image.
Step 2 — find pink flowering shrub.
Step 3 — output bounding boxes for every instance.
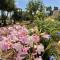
[0,24,44,60]
[32,34,40,43]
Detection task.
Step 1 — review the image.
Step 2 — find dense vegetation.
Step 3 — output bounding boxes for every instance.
[0,0,60,60]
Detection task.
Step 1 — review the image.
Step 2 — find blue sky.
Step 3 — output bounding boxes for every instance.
[15,0,60,10]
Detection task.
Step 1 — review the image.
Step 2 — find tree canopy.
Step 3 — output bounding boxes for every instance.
[26,0,44,20]
[27,0,44,15]
[0,0,15,11]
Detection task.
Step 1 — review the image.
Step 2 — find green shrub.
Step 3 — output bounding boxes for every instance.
[34,19,60,60]
[34,19,60,35]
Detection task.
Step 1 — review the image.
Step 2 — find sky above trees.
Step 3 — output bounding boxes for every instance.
[15,0,60,10]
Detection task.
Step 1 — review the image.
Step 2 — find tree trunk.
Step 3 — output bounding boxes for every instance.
[1,10,4,23]
[7,11,8,18]
[1,10,7,26]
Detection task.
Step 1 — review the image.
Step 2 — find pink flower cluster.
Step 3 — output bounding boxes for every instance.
[41,32,51,39]
[32,34,40,43]
[0,24,41,60]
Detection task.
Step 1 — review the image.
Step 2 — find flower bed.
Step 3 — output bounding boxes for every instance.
[0,24,59,60]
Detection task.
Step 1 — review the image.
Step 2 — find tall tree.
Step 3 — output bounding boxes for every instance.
[6,0,15,11]
[0,0,8,25]
[46,6,52,16]
[0,0,15,26]
[26,0,44,20]
[54,7,58,10]
[0,0,15,14]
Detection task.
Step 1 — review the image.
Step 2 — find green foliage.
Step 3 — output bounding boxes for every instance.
[0,0,15,26]
[34,18,60,59]
[26,0,44,20]
[34,12,45,20]
[0,0,15,11]
[34,20,60,35]
[6,0,15,11]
